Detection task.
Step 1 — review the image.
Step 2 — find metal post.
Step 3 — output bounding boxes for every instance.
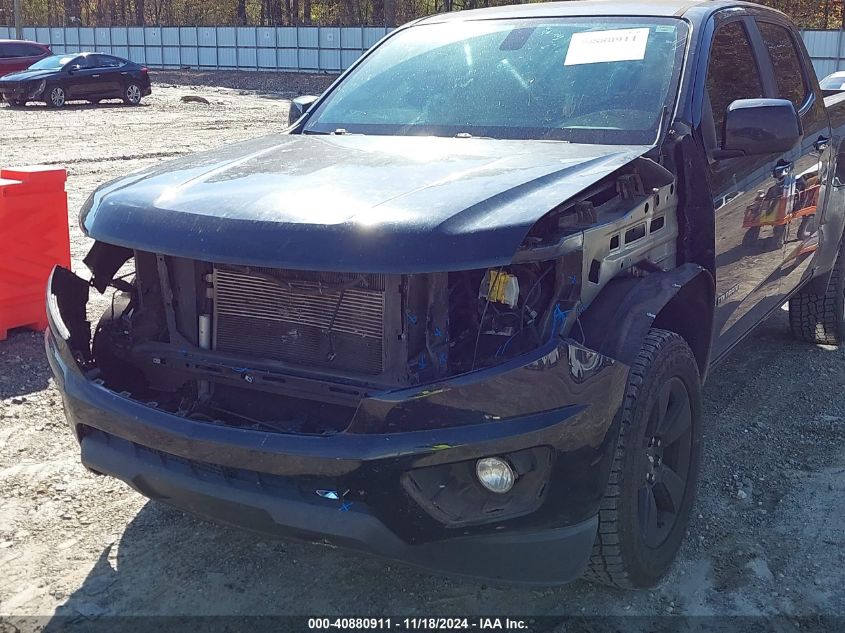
[13,0,21,39]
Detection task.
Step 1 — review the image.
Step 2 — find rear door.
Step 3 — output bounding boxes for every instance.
[755,19,832,293]
[17,43,49,69]
[703,16,799,359]
[89,55,125,96]
[0,42,45,75]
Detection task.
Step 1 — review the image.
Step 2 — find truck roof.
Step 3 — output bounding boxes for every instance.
[420,0,785,23]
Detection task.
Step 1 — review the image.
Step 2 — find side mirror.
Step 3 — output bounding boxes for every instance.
[288,94,319,127]
[719,98,802,158]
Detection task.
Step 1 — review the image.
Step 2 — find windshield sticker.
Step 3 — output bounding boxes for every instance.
[564,28,650,66]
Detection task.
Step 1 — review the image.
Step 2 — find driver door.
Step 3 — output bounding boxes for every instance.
[704,16,799,359]
[65,56,99,100]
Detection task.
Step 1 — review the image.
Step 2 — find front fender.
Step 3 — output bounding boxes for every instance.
[578,263,714,378]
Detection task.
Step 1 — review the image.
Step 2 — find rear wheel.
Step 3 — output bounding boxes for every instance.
[788,241,845,345]
[47,86,66,108]
[8,98,26,107]
[123,83,143,105]
[584,329,703,588]
[773,224,787,249]
[741,226,760,249]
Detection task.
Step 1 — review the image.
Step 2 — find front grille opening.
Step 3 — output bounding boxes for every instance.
[192,383,356,435]
[213,266,387,376]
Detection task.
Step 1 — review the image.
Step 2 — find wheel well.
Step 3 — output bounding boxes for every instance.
[650,272,714,379]
[579,264,714,381]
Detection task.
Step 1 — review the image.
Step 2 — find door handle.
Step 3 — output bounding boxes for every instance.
[814,136,830,152]
[92,74,100,78]
[773,161,793,179]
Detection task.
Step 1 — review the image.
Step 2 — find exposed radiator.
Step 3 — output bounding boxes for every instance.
[212,267,386,375]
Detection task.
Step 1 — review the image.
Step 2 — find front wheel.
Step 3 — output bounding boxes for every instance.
[584,329,703,588]
[123,83,143,105]
[47,85,66,108]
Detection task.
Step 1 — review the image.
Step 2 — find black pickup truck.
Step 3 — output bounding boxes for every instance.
[46,0,845,588]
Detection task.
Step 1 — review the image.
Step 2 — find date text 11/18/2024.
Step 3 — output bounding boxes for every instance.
[308,618,530,630]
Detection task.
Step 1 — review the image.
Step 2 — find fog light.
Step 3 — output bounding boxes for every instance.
[476,457,516,493]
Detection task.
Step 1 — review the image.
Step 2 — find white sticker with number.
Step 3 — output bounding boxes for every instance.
[564,28,650,66]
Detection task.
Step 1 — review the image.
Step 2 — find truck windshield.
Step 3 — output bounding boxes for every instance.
[304,17,687,144]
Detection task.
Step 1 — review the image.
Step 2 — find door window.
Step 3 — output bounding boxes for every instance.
[706,21,764,145]
[99,56,124,68]
[20,44,46,57]
[758,21,809,109]
[0,43,41,58]
[74,56,97,69]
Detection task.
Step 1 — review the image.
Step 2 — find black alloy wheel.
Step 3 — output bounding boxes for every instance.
[584,329,703,588]
[638,376,693,549]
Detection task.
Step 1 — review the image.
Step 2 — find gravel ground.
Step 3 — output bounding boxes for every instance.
[151,69,338,96]
[0,71,844,630]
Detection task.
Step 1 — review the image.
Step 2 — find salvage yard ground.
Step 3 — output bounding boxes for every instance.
[0,72,844,628]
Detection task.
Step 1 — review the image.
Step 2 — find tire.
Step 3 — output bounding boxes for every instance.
[773,224,787,249]
[741,226,760,249]
[584,329,703,588]
[797,217,814,241]
[788,241,845,345]
[9,98,26,107]
[92,292,145,392]
[123,82,143,105]
[47,85,66,108]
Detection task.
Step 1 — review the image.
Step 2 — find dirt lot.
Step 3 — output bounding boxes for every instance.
[0,72,844,630]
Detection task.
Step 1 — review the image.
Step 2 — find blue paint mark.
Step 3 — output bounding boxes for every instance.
[434,327,443,338]
[550,305,568,342]
[438,352,447,366]
[568,274,578,285]
[418,354,427,369]
[406,313,418,325]
[339,501,353,512]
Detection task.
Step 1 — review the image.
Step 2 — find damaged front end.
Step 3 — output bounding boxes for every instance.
[53,156,674,438]
[44,155,682,584]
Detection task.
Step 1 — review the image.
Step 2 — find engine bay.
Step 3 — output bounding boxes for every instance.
[57,159,677,436]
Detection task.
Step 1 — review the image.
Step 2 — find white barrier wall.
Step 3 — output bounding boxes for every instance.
[803,30,845,79]
[0,25,842,76]
[0,25,391,72]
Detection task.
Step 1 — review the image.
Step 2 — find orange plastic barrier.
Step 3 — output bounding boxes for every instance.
[0,166,70,341]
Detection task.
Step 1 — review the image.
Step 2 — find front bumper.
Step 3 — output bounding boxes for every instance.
[79,427,598,584]
[45,268,629,584]
[0,81,45,101]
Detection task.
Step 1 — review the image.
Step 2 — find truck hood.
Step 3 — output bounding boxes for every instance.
[82,134,651,272]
